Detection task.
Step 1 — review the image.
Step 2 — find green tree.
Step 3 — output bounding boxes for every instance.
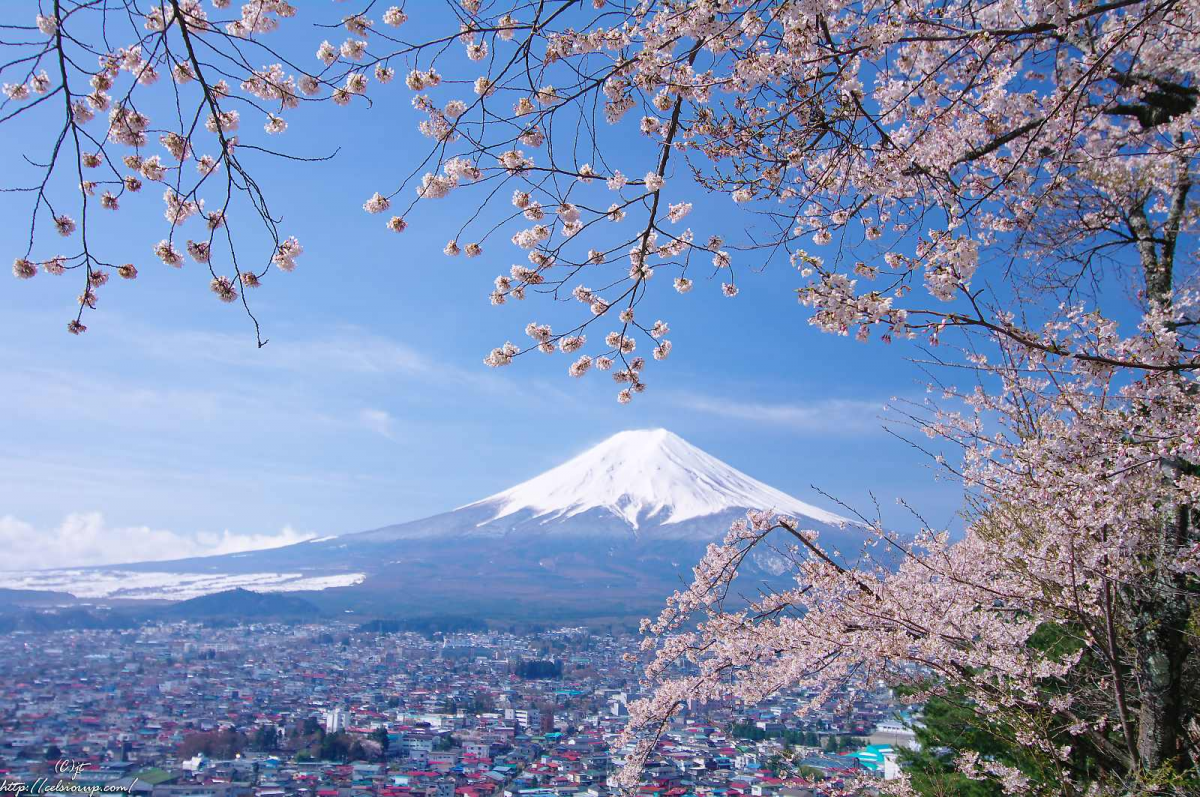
[897,623,1143,795]
[898,695,1013,797]
[372,727,390,763]
[319,732,353,762]
[252,725,278,751]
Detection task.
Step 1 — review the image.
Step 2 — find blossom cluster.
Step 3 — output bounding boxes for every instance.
[309,0,1200,401]
[7,2,322,337]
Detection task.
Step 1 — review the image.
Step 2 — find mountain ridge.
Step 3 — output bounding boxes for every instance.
[7,429,861,617]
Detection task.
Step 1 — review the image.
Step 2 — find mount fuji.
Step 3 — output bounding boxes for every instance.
[9,430,861,619]
[468,428,846,530]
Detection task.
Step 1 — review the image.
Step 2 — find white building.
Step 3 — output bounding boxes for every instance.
[883,749,902,780]
[182,754,208,772]
[325,707,347,734]
[870,719,919,751]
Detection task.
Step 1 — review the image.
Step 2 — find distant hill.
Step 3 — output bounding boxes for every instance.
[163,588,320,619]
[0,587,77,607]
[0,607,137,633]
[0,588,321,634]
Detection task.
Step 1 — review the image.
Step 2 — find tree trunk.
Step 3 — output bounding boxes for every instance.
[1128,177,1196,775]
[1134,504,1192,772]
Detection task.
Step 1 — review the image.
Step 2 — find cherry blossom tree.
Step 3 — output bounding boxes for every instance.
[618,319,1199,794]
[4,1,1199,793]
[6,2,1197,381]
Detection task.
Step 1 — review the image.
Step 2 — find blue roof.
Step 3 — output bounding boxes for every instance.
[847,745,894,771]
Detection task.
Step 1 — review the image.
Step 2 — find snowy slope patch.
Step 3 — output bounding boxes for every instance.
[4,569,365,600]
[468,428,850,530]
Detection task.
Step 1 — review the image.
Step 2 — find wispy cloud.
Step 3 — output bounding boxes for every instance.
[1,364,343,433]
[142,326,438,376]
[359,408,399,440]
[670,393,890,435]
[0,512,315,571]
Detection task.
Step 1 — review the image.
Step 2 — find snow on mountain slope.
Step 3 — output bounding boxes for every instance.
[3,569,365,600]
[468,428,850,529]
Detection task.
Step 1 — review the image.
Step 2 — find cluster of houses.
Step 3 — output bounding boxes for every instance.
[0,623,918,797]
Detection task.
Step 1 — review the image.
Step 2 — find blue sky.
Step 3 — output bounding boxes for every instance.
[0,5,962,568]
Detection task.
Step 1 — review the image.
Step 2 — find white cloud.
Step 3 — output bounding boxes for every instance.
[359,408,398,440]
[671,394,888,434]
[0,512,315,571]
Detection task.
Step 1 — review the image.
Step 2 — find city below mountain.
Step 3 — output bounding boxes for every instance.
[6,429,859,621]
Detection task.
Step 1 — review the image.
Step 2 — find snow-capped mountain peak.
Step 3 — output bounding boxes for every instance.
[470,428,849,529]
[10,428,860,606]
